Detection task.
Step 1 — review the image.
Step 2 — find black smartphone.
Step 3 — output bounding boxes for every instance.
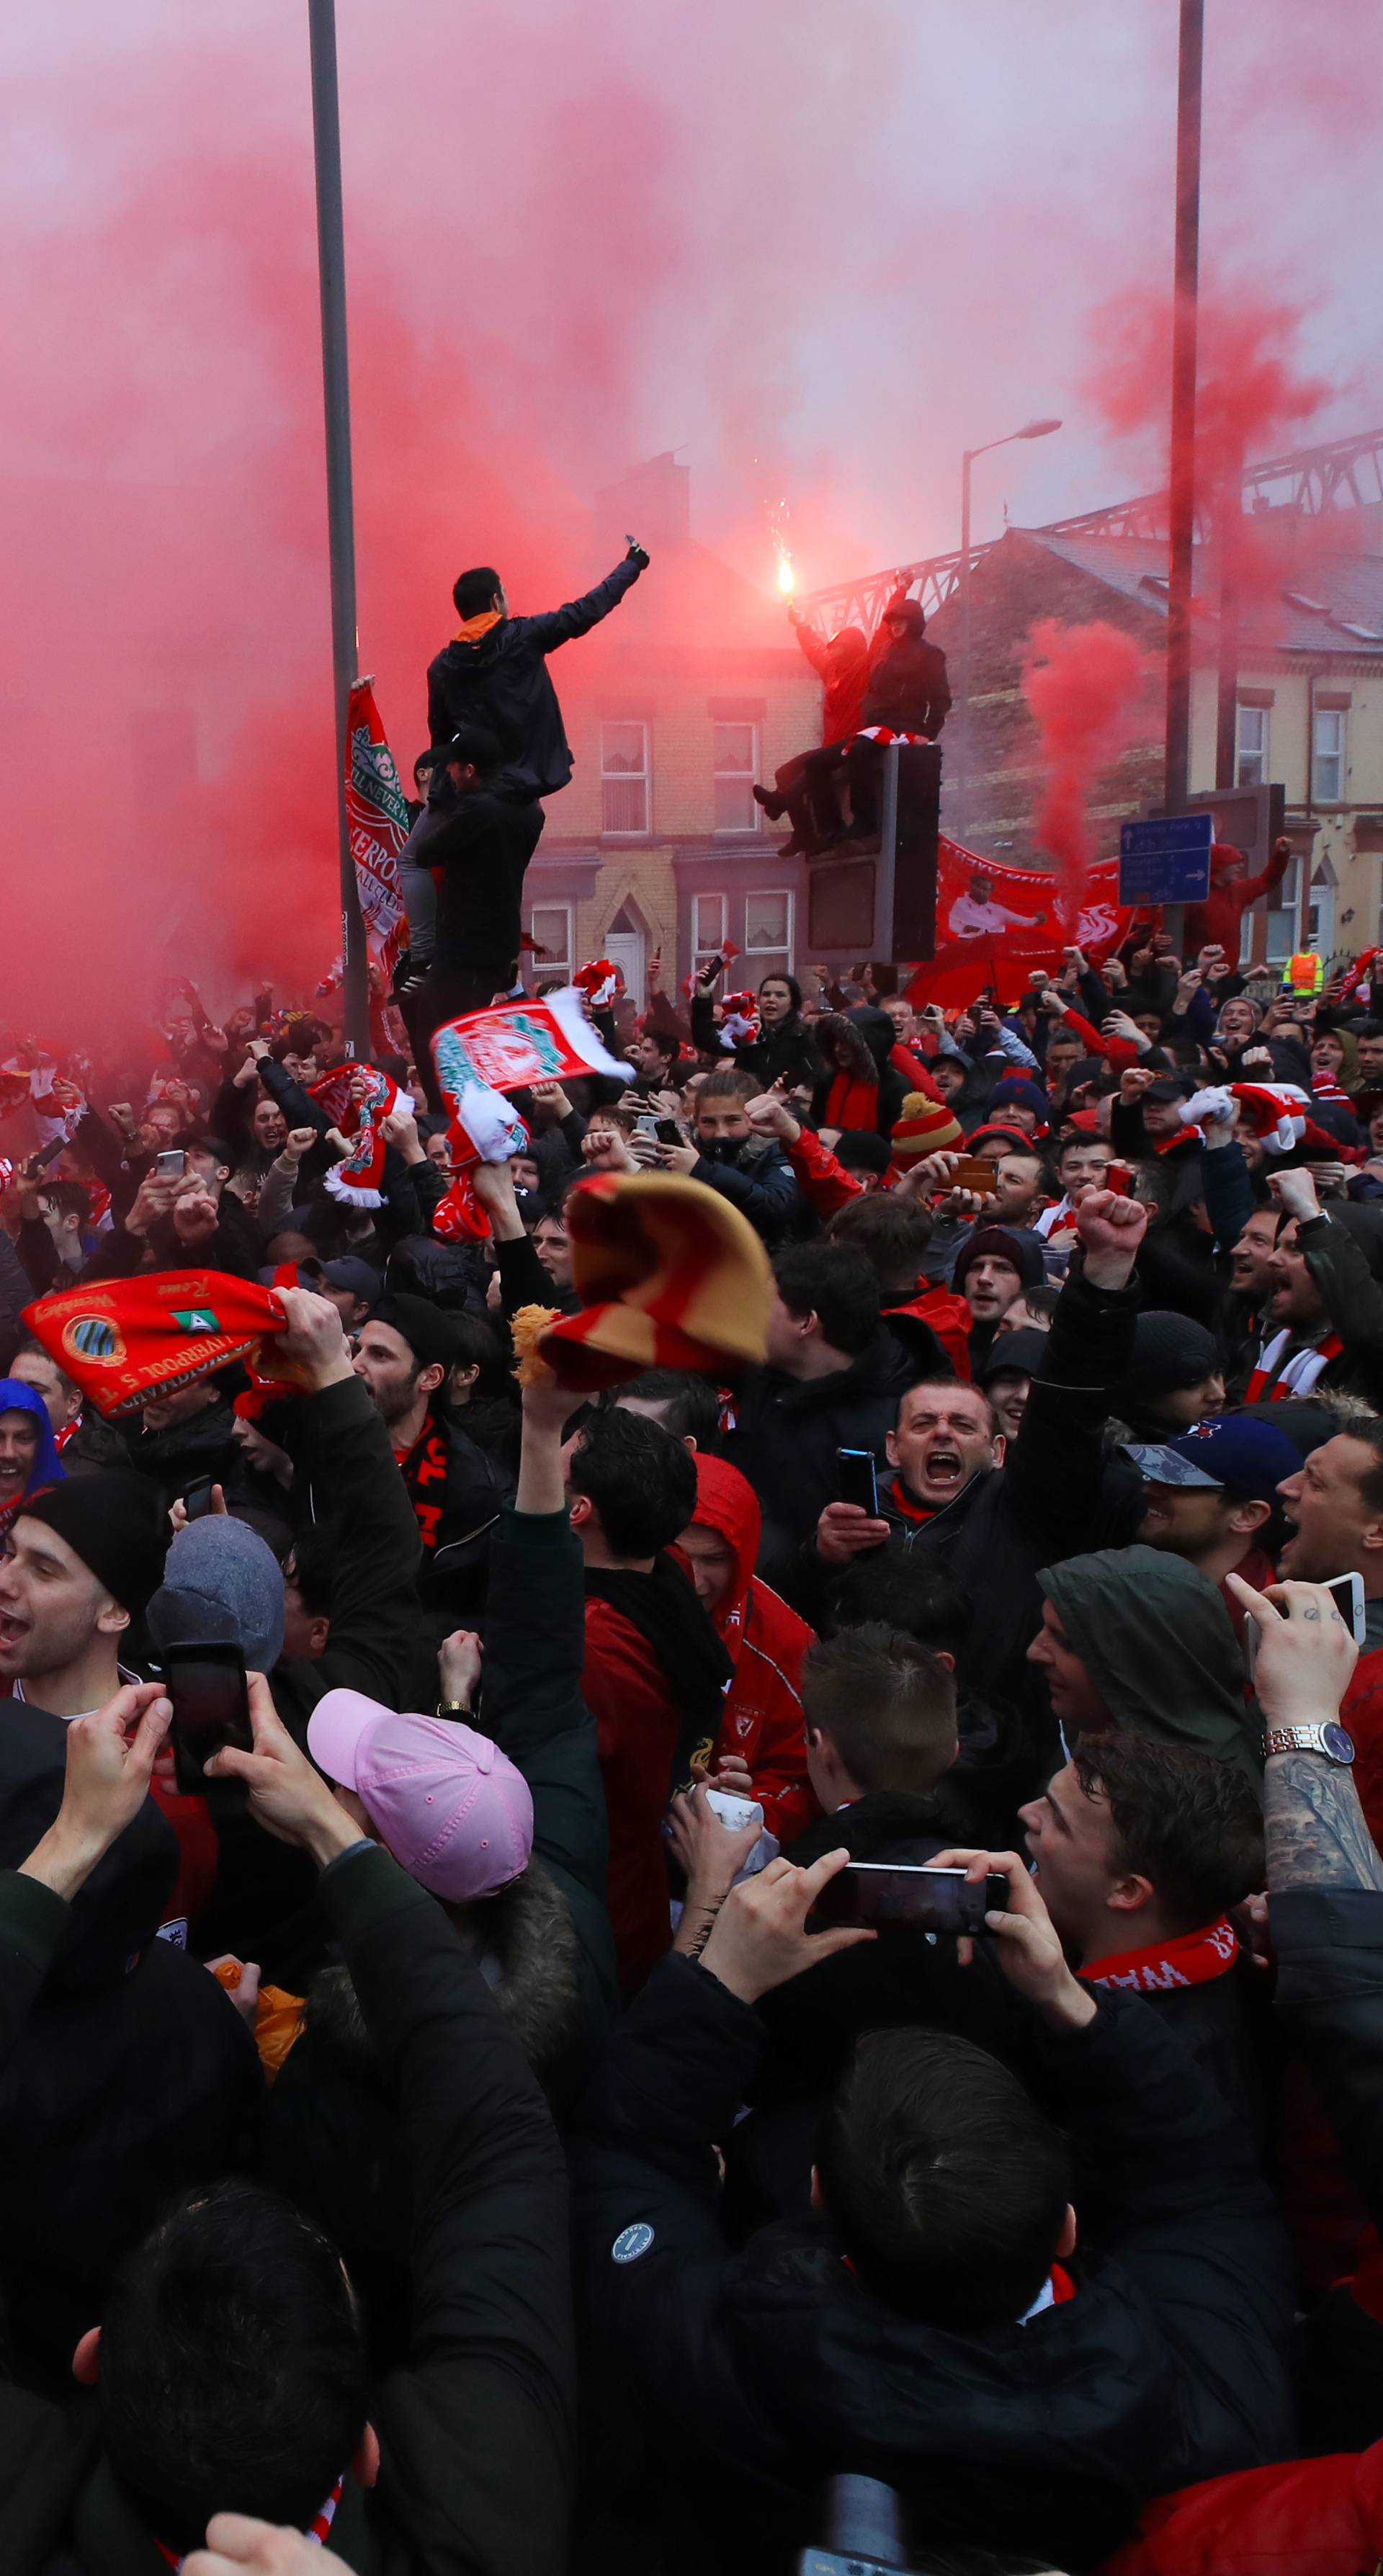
[808,1862,1009,1936]
[182,1475,215,1522]
[655,1118,682,1145]
[165,1642,253,1797]
[837,1447,880,1515]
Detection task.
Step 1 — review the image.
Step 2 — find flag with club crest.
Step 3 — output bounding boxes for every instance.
[346,678,410,1039]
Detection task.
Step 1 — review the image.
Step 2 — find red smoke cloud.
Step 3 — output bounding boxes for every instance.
[1021,620,1150,926]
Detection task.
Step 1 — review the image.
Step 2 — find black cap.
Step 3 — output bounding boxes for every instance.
[22,1471,170,1615]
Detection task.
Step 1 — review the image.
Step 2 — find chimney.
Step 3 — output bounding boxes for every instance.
[596,451,690,554]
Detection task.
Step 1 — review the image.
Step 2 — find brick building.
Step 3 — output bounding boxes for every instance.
[806,430,1383,971]
[526,455,822,1005]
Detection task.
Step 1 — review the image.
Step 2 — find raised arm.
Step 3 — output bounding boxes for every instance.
[516,553,645,656]
[1002,1190,1145,1551]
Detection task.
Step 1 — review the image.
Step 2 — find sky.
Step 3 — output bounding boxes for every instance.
[2,0,1380,1030]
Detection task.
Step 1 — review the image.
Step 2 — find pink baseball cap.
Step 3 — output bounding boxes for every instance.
[308,1689,533,1903]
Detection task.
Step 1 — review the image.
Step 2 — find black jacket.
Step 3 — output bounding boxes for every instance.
[0,1843,576,2576]
[570,1956,1294,2575]
[689,993,825,1096]
[1275,1885,1383,2451]
[689,1134,806,1246]
[806,1262,1139,1730]
[407,1406,512,1622]
[724,1328,925,1580]
[426,559,643,798]
[0,1703,260,2389]
[860,635,952,738]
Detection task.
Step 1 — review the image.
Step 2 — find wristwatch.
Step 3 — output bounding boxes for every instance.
[437,1699,470,1720]
[1261,1721,1356,1764]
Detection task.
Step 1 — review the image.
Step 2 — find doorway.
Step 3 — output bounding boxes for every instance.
[603,918,646,1008]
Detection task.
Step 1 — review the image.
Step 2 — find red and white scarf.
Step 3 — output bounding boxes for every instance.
[1080,1917,1238,1994]
[154,2473,344,2569]
[1245,1326,1343,1403]
[309,1062,409,1209]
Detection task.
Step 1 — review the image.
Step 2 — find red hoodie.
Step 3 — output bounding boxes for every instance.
[692,1454,820,1843]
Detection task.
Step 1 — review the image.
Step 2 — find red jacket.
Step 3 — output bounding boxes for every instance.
[582,1598,682,1994]
[794,618,871,745]
[1100,2440,1383,2575]
[1343,1646,1383,1854]
[1183,840,1291,960]
[692,1454,820,1843]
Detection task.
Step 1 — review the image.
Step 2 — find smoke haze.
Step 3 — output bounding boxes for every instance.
[3,0,1380,1039]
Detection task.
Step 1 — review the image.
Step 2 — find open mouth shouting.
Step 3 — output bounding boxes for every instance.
[919,1444,964,1498]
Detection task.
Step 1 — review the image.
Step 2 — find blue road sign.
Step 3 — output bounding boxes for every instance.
[1119,812,1214,905]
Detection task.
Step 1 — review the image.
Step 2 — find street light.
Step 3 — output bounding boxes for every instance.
[955,416,1062,846]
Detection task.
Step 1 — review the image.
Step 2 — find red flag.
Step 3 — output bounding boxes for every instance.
[907,836,1138,1009]
[346,679,410,1041]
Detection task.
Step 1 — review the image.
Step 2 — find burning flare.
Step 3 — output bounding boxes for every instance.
[776,552,795,595]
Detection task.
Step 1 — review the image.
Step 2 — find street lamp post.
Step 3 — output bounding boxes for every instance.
[956,418,1061,849]
[307,0,370,1058]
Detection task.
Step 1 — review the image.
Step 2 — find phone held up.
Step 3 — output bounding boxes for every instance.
[163,1642,254,1801]
[155,1148,186,1178]
[809,1862,1009,1936]
[182,1475,215,1523]
[837,1447,880,1516]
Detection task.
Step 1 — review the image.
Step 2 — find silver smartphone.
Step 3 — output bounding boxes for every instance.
[1244,1570,1365,1673]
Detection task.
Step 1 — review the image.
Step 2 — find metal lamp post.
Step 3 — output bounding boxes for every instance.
[956,418,1062,847]
[307,0,370,1057]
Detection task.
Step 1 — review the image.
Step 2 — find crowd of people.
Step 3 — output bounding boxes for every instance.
[6,555,1383,2575]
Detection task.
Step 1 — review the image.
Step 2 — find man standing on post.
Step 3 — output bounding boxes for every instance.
[426,544,650,809]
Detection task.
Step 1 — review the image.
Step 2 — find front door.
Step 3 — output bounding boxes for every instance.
[604,929,645,1009]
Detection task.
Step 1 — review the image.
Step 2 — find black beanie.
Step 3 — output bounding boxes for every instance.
[1119,1310,1220,1402]
[370,1292,460,1374]
[22,1472,171,1616]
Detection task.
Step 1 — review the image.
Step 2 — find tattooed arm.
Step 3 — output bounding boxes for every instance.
[1227,1571,1378,1889]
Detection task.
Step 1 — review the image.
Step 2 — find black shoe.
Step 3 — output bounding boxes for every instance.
[753,784,784,820]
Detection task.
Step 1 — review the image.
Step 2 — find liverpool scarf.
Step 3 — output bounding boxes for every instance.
[23,1272,288,1419]
[1245,1326,1343,1403]
[1080,1917,1238,1993]
[430,988,632,1240]
[309,1062,409,1209]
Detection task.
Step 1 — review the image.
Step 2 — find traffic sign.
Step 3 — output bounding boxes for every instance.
[1118,811,1214,905]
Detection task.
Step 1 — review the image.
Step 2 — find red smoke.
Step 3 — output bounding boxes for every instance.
[1021,620,1149,926]
[1084,287,1330,488]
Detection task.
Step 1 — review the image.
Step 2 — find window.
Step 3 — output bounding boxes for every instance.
[744,887,794,985]
[1314,707,1346,805]
[1261,856,1302,967]
[694,891,728,976]
[527,903,572,985]
[713,722,758,833]
[601,722,649,833]
[1235,704,1268,789]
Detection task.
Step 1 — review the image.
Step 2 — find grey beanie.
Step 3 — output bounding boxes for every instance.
[154,1516,286,1671]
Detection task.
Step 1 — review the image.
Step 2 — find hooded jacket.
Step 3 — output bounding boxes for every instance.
[425,558,643,798]
[691,1454,818,1843]
[0,1379,63,1531]
[810,1006,909,1137]
[1039,1546,1258,1787]
[859,600,952,739]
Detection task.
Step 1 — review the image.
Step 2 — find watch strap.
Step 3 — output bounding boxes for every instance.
[1262,1722,1351,1761]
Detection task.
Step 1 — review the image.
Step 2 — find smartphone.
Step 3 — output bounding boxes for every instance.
[156,1148,186,1178]
[944,1155,999,1197]
[655,1117,683,1145]
[165,1642,253,1797]
[837,1447,880,1515]
[635,1114,661,1140]
[1245,1570,1365,1675]
[808,1862,1010,1935]
[182,1475,215,1522]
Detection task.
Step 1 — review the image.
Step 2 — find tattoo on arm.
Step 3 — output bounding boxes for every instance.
[1266,1753,1383,1894]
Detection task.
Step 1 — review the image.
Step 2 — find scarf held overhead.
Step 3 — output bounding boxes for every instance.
[309,1062,410,1208]
[22,1273,288,1418]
